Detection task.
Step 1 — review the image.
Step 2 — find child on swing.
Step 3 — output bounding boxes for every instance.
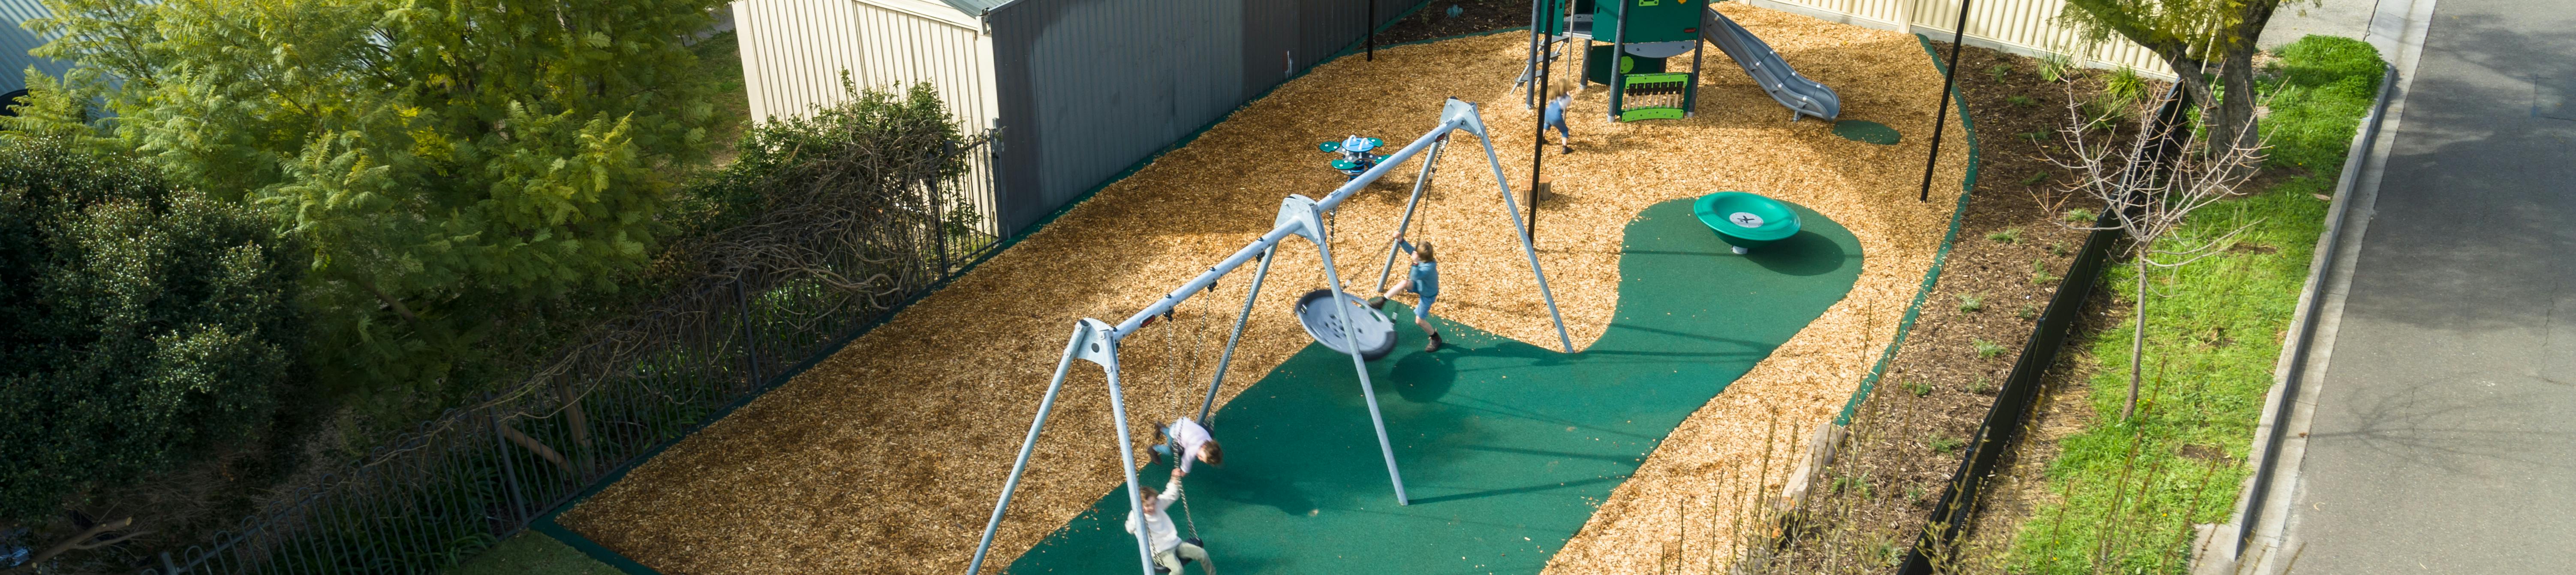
[1127,472,1217,575]
[1375,230,1445,352]
[1148,417,1222,472]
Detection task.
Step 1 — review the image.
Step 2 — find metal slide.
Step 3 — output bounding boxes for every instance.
[1701,8,1839,121]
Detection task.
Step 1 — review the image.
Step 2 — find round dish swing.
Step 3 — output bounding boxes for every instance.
[1292,288,1399,360]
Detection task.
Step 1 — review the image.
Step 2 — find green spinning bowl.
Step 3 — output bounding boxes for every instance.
[1692,192,1802,254]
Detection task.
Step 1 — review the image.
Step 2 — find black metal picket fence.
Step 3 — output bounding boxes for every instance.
[138,172,1001,575]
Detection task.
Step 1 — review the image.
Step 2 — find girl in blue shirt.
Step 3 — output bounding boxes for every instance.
[1377,231,1444,352]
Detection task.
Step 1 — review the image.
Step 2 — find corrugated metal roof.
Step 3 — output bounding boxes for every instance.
[0,0,73,94]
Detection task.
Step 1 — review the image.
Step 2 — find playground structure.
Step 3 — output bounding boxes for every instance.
[1317,135,1386,179]
[1694,191,1804,254]
[555,24,1974,575]
[1520,0,1841,122]
[965,98,1575,575]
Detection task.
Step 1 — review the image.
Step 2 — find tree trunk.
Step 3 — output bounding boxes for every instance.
[2219,1,2283,154]
[2125,258,2148,420]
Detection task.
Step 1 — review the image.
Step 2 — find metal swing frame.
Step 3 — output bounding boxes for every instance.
[964,98,1573,575]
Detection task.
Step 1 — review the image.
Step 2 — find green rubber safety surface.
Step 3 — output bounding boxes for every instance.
[1832,120,1902,145]
[1006,198,1860,574]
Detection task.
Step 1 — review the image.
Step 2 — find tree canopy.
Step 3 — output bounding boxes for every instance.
[2061,0,2311,150]
[25,0,727,393]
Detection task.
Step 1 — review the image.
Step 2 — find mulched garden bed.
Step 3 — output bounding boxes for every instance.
[1763,44,2162,573]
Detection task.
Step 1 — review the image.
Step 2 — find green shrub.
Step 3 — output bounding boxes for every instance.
[0,137,302,523]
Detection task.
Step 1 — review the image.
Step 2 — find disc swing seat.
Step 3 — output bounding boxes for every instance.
[1294,288,1400,360]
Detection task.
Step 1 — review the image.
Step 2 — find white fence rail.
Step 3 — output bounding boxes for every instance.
[1744,0,2179,79]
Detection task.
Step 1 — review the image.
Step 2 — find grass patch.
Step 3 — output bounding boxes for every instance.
[448,533,619,575]
[2003,37,2382,575]
[1987,227,2022,243]
[1958,293,1986,312]
[2031,260,2061,284]
[1973,338,2008,360]
[2260,36,2386,172]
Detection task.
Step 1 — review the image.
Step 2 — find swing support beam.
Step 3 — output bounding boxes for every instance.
[965,98,1572,575]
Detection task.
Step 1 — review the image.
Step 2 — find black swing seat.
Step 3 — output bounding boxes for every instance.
[1151,539,1208,574]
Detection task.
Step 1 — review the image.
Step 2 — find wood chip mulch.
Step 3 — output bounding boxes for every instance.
[560,7,1964,574]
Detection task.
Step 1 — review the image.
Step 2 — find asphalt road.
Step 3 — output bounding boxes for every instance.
[2284,0,2576,571]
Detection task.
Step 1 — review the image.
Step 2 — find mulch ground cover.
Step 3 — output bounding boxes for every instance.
[1764,45,2161,573]
[559,8,1967,574]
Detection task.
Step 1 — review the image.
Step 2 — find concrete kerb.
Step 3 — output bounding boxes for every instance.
[2189,43,2417,575]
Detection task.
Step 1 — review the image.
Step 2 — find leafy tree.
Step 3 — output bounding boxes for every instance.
[0,136,302,524]
[2061,0,2319,152]
[24,0,725,396]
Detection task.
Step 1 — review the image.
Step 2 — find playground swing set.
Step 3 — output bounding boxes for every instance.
[1517,0,1842,123]
[965,98,1576,575]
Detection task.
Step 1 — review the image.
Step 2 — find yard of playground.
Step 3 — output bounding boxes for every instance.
[544,5,1971,574]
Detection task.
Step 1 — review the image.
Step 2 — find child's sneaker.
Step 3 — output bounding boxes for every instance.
[1425,333,1443,353]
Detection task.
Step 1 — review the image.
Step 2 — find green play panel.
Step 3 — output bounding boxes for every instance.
[1833,120,1901,145]
[1006,198,1860,574]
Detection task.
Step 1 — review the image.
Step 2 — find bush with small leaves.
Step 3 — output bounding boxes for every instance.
[0,136,301,523]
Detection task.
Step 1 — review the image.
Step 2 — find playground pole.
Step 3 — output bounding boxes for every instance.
[1524,0,1543,109]
[1366,0,1376,61]
[1528,0,1553,242]
[964,325,1089,575]
[1917,0,1971,202]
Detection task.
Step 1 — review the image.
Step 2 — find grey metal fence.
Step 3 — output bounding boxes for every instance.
[137,152,1002,575]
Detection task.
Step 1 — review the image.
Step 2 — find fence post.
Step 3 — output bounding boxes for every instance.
[487,401,532,528]
[736,279,764,392]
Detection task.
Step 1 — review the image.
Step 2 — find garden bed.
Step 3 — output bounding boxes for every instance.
[1765,45,2150,573]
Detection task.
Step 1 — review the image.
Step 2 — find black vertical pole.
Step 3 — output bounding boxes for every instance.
[1366,0,1376,61]
[1529,0,1554,242]
[1917,0,1972,202]
[1684,13,1705,116]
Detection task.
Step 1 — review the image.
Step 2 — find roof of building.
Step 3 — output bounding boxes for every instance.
[0,0,74,95]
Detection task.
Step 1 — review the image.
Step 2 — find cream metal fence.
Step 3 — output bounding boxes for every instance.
[1743,0,2179,79]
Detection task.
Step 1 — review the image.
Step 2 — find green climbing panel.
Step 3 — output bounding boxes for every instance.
[1003,198,1862,574]
[1619,72,1693,121]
